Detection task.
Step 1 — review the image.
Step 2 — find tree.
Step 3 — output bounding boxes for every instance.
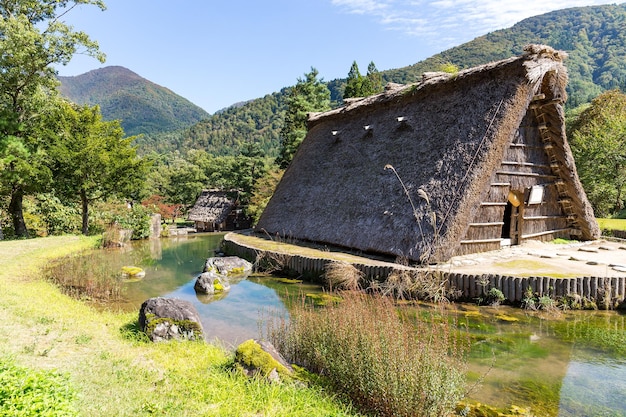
[569,89,626,217]
[363,61,383,96]
[344,61,384,100]
[343,61,364,99]
[276,68,330,168]
[162,155,207,209]
[0,0,106,237]
[51,102,147,235]
[247,168,284,224]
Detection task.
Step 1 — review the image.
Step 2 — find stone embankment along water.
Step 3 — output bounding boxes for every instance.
[222,233,626,307]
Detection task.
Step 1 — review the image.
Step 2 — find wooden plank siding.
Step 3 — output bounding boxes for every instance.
[457,109,574,256]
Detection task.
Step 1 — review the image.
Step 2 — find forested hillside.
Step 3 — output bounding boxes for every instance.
[58,66,210,136]
[59,4,626,157]
[166,91,286,157]
[380,3,626,108]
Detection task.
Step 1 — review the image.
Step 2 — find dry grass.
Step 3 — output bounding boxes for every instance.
[325,261,364,291]
[370,269,458,302]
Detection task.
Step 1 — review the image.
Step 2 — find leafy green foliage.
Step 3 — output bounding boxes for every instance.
[344,61,384,99]
[276,68,331,168]
[50,102,148,234]
[568,89,626,216]
[0,357,78,417]
[343,61,363,99]
[0,0,105,237]
[145,146,269,211]
[87,200,152,240]
[119,204,153,240]
[247,168,284,224]
[23,194,81,236]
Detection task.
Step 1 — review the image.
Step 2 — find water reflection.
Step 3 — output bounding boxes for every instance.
[86,235,626,415]
[111,234,317,348]
[559,358,626,416]
[164,278,287,348]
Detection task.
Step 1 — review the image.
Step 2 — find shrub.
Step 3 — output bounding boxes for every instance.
[0,357,78,417]
[265,292,466,417]
[89,201,153,239]
[486,287,506,306]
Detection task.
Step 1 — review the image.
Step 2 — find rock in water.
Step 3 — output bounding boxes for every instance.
[194,271,231,294]
[203,256,253,276]
[139,297,204,342]
[194,256,253,295]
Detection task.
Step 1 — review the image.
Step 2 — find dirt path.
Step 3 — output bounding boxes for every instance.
[440,239,626,278]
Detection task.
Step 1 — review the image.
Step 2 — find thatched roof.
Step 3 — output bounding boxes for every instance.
[257,45,600,263]
[188,190,238,223]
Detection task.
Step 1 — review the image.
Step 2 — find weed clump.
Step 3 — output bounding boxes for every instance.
[0,357,78,417]
[265,291,466,417]
[44,252,124,302]
[325,261,363,291]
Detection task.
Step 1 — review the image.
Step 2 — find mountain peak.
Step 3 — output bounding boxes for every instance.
[58,66,210,136]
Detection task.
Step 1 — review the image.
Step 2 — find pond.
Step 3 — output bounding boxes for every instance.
[85,234,626,416]
[92,233,321,346]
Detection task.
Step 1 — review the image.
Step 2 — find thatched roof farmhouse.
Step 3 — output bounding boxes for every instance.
[257,45,600,263]
[188,190,248,232]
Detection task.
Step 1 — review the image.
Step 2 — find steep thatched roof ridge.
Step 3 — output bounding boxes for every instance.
[187,189,237,223]
[257,45,597,263]
[309,44,567,127]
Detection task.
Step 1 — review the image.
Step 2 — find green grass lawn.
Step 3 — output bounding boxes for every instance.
[597,218,626,231]
[0,236,361,417]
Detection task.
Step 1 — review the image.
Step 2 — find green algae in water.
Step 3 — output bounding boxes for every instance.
[457,305,626,416]
[305,293,342,306]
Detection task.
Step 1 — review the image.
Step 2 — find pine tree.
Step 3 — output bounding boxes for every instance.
[344,61,364,99]
[363,61,383,96]
[276,68,330,168]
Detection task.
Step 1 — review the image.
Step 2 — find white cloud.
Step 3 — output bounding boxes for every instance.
[331,0,615,49]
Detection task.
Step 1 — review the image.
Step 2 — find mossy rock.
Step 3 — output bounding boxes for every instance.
[139,297,204,342]
[455,401,534,416]
[194,272,231,295]
[121,266,146,279]
[227,266,245,276]
[235,339,293,383]
[454,401,535,417]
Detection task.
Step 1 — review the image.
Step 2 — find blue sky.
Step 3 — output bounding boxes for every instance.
[57,0,615,113]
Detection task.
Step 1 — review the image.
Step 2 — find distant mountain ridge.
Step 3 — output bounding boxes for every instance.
[58,66,210,136]
[378,3,626,108]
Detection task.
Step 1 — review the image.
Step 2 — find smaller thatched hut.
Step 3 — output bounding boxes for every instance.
[188,190,248,232]
[257,45,600,263]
